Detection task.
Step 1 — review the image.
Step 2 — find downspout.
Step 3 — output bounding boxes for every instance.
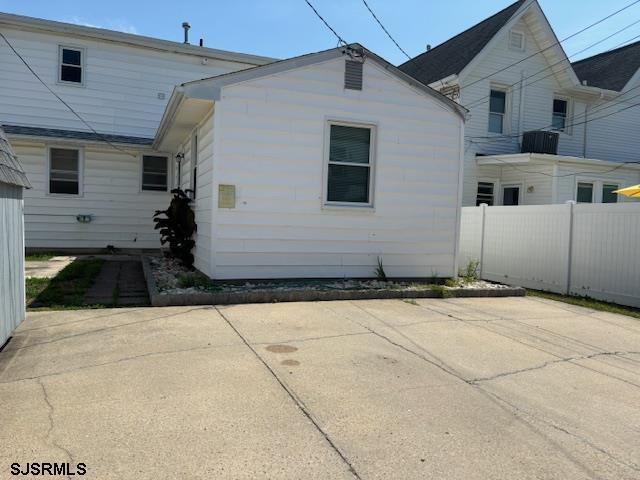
[517,70,526,146]
[582,104,589,158]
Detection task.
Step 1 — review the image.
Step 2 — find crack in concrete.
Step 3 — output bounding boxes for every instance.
[0,342,240,385]
[6,308,207,352]
[38,378,74,480]
[19,307,150,333]
[469,351,640,384]
[214,306,362,480]
[252,331,372,346]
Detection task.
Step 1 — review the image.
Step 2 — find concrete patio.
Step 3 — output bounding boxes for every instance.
[0,297,638,479]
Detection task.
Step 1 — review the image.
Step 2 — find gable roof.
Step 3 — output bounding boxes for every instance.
[0,12,275,66]
[155,44,467,150]
[0,126,30,188]
[398,0,527,85]
[572,40,640,91]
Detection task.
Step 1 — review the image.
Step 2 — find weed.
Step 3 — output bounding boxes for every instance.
[430,284,452,298]
[375,257,388,282]
[402,298,419,306]
[459,259,480,283]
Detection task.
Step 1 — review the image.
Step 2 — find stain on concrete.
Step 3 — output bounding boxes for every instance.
[281,359,300,366]
[266,344,298,354]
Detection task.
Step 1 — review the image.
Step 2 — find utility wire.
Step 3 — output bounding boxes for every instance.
[360,0,411,60]
[303,0,348,47]
[0,31,137,157]
[459,0,640,92]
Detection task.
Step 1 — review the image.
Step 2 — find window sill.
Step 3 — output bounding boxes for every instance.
[322,202,375,213]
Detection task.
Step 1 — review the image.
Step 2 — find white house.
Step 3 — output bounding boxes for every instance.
[0,126,30,346]
[0,12,273,250]
[154,45,467,279]
[400,0,640,206]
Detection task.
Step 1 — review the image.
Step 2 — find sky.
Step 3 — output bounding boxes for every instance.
[0,0,638,65]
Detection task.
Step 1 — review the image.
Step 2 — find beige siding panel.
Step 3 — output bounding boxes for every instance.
[208,57,463,279]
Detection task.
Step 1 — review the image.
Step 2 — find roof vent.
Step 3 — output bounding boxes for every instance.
[344,60,363,90]
[426,44,432,51]
[582,80,588,86]
[182,22,191,44]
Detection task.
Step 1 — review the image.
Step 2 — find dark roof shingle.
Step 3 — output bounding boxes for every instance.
[0,127,30,188]
[572,40,640,91]
[2,124,153,146]
[398,0,526,85]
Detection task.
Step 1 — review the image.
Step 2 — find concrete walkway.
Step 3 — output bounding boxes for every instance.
[0,297,638,479]
[25,256,74,278]
[84,259,149,306]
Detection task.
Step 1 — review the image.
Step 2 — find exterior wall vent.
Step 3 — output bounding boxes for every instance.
[344,60,363,90]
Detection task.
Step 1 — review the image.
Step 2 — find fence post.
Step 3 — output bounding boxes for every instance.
[479,203,487,279]
[565,201,575,295]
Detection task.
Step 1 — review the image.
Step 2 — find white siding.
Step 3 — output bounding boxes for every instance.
[0,183,25,345]
[207,57,463,279]
[15,140,169,249]
[0,26,258,138]
[555,162,640,204]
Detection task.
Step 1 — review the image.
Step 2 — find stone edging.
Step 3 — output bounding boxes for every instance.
[141,256,526,307]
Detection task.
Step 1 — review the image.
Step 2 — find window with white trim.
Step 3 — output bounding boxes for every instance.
[509,30,525,51]
[325,123,374,205]
[576,182,594,203]
[489,89,507,134]
[476,182,495,206]
[49,147,80,195]
[552,98,568,132]
[142,155,168,191]
[602,184,618,203]
[59,46,83,84]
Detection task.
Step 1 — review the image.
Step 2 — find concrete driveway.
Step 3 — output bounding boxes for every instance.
[1,298,638,479]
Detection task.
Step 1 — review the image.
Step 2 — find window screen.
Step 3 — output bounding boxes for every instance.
[577,182,593,203]
[142,156,168,191]
[60,47,83,84]
[49,148,80,194]
[552,98,568,131]
[602,184,618,203]
[489,90,506,133]
[327,124,372,204]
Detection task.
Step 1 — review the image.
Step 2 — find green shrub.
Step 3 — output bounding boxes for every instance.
[375,257,388,282]
[153,189,197,268]
[460,259,480,283]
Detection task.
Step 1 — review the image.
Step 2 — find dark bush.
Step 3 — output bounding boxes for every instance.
[153,189,197,268]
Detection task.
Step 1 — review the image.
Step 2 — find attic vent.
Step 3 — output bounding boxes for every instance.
[344,60,363,90]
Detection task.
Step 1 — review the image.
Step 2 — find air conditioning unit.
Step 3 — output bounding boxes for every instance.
[521,131,559,155]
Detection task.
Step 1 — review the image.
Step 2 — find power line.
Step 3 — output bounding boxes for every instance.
[458,0,640,93]
[303,0,348,47]
[360,0,411,60]
[0,31,138,158]
[464,27,640,111]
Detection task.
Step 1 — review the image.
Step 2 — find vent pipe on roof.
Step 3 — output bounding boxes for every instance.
[199,38,204,47]
[426,44,431,51]
[182,22,191,44]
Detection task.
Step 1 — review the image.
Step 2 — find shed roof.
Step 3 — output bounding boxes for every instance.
[0,126,30,188]
[572,40,640,91]
[398,0,527,85]
[2,124,153,146]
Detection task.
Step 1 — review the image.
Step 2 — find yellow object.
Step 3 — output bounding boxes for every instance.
[613,184,640,198]
[218,184,236,208]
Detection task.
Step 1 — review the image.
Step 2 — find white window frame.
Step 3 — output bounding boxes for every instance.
[552,95,572,135]
[508,30,525,52]
[46,146,83,196]
[500,182,524,206]
[58,45,85,86]
[601,182,619,204]
[322,119,377,209]
[140,154,170,193]
[488,85,510,135]
[575,178,621,203]
[476,180,497,206]
[575,180,595,203]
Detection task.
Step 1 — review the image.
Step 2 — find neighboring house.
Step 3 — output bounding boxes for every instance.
[0,12,274,250]
[0,127,30,345]
[400,0,640,206]
[155,45,466,279]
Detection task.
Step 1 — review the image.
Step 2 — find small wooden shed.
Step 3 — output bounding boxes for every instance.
[0,126,31,347]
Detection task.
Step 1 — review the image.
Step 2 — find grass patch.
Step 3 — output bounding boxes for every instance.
[25,251,60,261]
[27,258,105,309]
[402,299,419,306]
[527,289,640,320]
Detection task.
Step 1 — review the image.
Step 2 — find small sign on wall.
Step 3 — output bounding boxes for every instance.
[218,184,236,208]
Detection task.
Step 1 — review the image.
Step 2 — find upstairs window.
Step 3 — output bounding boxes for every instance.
[59,46,84,84]
[476,182,494,206]
[49,147,80,195]
[509,30,525,51]
[552,98,568,132]
[326,123,374,206]
[489,89,507,134]
[142,155,168,192]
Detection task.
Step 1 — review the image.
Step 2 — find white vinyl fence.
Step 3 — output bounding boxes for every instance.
[459,203,640,308]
